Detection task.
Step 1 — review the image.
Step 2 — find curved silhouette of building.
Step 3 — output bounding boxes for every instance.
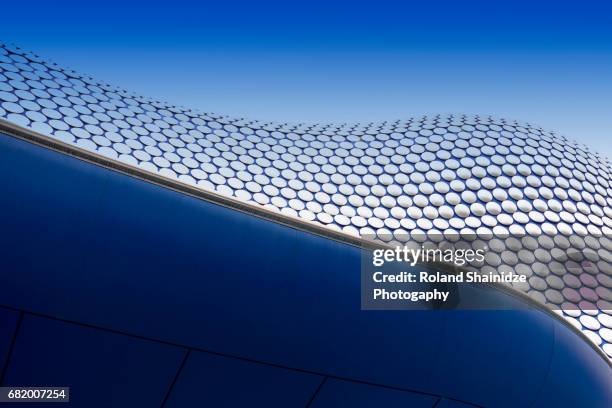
[0,42,610,407]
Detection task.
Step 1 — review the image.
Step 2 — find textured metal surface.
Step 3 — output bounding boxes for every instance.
[1,42,611,358]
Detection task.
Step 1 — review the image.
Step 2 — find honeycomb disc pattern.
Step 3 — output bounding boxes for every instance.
[1,42,611,358]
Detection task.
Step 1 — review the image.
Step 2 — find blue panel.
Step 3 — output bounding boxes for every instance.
[2,315,186,408]
[435,398,478,408]
[164,351,322,407]
[0,307,19,373]
[309,378,437,407]
[529,321,612,408]
[430,310,553,407]
[0,134,609,407]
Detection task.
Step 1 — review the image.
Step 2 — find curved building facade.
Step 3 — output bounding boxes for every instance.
[0,42,611,406]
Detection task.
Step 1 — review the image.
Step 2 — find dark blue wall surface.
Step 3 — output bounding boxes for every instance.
[309,379,437,408]
[3,315,185,407]
[0,133,610,407]
[163,351,322,407]
[0,308,19,372]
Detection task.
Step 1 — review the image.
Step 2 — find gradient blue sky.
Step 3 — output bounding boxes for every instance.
[2,0,611,157]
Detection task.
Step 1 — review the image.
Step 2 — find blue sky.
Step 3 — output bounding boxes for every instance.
[2,0,611,157]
